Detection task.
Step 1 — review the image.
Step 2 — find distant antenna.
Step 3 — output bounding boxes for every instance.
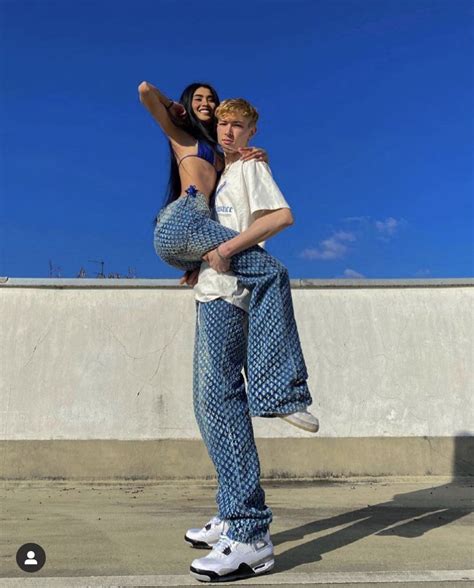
[85,260,136,279]
[88,259,106,279]
[48,259,62,278]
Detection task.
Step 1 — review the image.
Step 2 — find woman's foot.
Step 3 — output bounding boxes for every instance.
[276,408,320,433]
[189,530,274,582]
[185,515,229,549]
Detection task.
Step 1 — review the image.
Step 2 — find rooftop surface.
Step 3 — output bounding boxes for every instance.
[1,476,473,586]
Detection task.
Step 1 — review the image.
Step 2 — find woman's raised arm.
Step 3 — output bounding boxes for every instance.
[138,81,192,145]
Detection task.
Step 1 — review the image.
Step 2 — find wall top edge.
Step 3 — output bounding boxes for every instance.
[0,277,473,289]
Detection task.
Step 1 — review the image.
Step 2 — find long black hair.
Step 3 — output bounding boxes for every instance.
[151,82,221,228]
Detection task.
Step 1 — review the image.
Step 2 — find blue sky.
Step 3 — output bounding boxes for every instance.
[1,0,472,279]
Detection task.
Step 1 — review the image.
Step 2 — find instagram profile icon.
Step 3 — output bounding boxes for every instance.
[16,543,46,573]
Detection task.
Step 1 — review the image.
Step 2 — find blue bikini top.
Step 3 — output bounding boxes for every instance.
[177,140,220,171]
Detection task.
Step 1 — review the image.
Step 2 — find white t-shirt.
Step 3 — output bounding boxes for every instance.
[193,159,290,312]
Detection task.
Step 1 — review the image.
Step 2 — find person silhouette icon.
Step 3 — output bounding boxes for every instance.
[24,551,38,565]
[16,542,46,572]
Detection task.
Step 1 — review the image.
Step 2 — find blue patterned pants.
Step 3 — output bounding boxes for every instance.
[193,297,272,542]
[154,190,312,417]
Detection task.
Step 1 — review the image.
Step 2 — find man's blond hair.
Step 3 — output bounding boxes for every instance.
[215,98,259,126]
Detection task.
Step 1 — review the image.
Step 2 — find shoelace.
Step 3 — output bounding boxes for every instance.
[212,533,237,556]
[206,515,222,528]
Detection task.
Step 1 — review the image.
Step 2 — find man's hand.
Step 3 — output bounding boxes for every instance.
[180,268,200,286]
[202,248,231,273]
[239,146,269,163]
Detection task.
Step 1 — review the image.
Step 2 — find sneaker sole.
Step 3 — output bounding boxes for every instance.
[279,415,319,433]
[184,534,214,549]
[190,558,274,582]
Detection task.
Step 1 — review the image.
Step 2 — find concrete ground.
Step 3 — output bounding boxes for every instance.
[0,476,473,587]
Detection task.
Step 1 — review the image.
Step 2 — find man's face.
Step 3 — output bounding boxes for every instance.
[217,113,256,154]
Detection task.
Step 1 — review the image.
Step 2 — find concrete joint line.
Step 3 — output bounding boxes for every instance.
[1,569,473,586]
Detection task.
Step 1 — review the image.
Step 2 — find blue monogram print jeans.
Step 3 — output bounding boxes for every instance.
[154,187,313,417]
[193,298,272,542]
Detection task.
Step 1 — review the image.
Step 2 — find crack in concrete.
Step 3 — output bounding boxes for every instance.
[136,322,185,397]
[22,323,53,369]
[101,323,169,360]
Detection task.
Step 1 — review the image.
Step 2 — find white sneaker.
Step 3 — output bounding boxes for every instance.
[190,530,274,582]
[185,515,229,549]
[279,408,319,433]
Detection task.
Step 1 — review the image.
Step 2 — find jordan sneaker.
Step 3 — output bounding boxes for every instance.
[189,530,274,582]
[185,515,229,549]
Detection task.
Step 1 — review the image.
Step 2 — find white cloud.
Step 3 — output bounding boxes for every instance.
[342,215,407,240]
[375,217,398,234]
[343,268,365,278]
[341,216,371,224]
[300,230,356,260]
[374,216,407,239]
[414,268,431,277]
[300,215,407,262]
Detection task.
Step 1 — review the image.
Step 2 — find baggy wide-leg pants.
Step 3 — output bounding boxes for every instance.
[193,297,272,543]
[154,189,312,416]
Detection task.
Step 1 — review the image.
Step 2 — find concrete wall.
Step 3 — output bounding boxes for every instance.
[1,277,473,479]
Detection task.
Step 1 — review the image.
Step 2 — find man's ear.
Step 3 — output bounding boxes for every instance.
[250,125,257,138]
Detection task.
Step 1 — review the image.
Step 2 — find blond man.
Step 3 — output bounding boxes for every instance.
[183,99,318,583]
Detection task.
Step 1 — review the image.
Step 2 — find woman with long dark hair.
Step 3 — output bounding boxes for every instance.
[157,82,221,212]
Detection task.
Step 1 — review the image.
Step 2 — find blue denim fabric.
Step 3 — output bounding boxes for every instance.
[193,298,272,543]
[154,190,313,417]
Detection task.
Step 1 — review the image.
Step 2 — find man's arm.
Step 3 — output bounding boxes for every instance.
[202,208,293,272]
[218,208,293,258]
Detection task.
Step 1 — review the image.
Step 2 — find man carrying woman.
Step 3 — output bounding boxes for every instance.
[139,82,319,582]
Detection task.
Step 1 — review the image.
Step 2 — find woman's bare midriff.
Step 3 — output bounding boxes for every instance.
[176,155,221,204]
